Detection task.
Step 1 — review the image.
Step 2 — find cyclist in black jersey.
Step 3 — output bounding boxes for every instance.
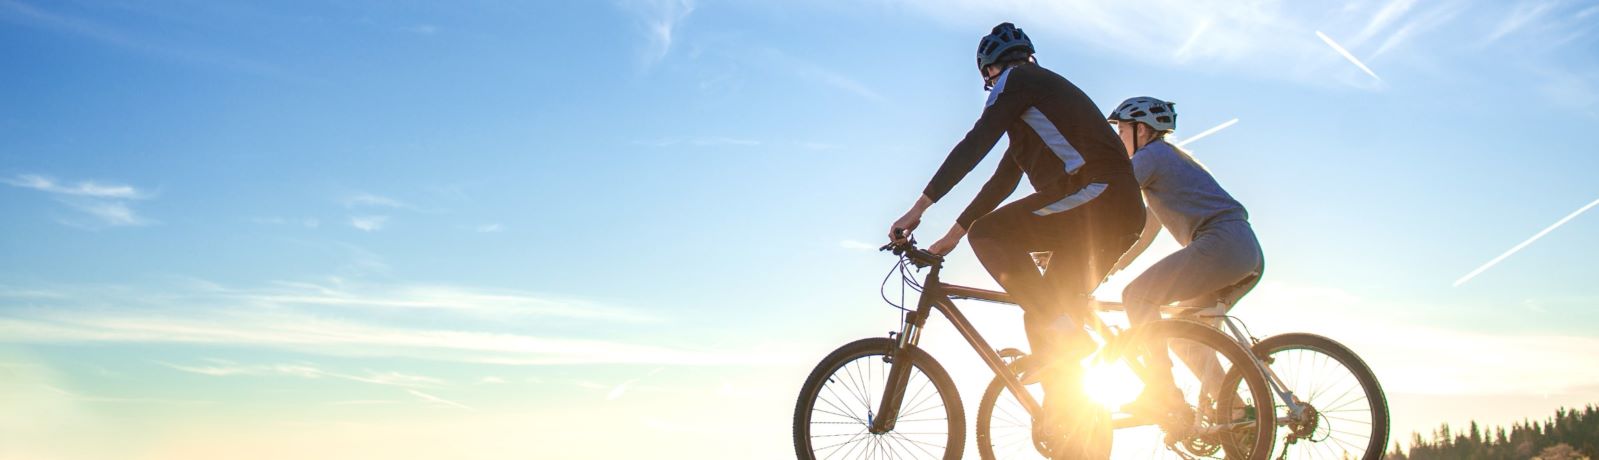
[887,22,1145,457]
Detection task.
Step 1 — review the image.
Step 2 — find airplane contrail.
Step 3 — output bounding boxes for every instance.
[1316,30,1382,82]
[1454,197,1599,287]
[407,389,474,410]
[1175,118,1239,148]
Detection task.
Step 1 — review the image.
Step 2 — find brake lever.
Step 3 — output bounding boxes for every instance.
[879,235,918,255]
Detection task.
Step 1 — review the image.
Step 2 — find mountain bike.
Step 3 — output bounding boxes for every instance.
[792,240,1278,459]
[977,285,1390,459]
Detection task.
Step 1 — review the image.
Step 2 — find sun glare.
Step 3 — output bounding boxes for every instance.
[1082,360,1144,410]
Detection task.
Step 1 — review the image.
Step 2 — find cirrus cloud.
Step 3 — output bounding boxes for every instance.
[2,173,156,227]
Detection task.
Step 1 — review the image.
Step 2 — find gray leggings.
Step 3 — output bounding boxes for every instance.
[1122,219,1263,388]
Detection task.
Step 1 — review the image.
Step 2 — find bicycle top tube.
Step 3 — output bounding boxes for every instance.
[1092,299,1222,317]
[884,240,1190,314]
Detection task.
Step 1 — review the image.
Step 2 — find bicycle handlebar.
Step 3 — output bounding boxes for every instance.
[880,238,943,268]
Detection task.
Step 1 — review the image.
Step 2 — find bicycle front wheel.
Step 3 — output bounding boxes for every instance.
[793,337,965,459]
[1227,333,1389,460]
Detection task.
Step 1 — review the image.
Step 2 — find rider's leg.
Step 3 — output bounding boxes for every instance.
[967,194,1094,367]
[969,181,1142,458]
[969,188,1135,373]
[1170,268,1263,407]
[1122,220,1263,409]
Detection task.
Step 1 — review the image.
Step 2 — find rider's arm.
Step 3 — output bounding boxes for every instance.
[925,148,1021,252]
[1110,144,1169,274]
[953,146,1023,231]
[920,72,1033,205]
[1110,206,1162,275]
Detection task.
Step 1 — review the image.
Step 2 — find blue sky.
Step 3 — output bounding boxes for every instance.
[3,0,1598,458]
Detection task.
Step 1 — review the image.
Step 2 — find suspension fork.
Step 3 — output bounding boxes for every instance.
[869,269,939,434]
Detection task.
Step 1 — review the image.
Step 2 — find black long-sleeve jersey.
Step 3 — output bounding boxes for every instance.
[920,63,1134,230]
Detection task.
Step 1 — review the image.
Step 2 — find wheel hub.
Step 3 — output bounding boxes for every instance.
[1287,403,1320,440]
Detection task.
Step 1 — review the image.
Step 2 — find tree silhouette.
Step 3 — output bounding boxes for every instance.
[1385,405,1599,460]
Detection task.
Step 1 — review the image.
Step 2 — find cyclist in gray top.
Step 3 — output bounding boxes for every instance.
[1105,97,1265,420]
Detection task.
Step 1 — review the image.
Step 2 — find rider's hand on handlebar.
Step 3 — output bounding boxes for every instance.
[889,212,921,244]
[928,233,961,256]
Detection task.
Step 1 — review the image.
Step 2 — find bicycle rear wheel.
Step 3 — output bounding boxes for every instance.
[975,320,1276,459]
[1225,333,1389,460]
[793,337,965,459]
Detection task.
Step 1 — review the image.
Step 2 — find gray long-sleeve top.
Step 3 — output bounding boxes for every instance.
[1133,140,1249,246]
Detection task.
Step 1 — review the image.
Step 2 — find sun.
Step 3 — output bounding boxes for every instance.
[1082,359,1144,411]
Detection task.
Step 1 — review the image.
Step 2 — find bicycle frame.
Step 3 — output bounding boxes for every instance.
[1094,300,1311,424]
[1216,314,1309,420]
[870,261,1045,434]
[870,259,1138,434]
[866,242,1287,437]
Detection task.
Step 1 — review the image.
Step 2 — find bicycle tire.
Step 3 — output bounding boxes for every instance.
[1222,333,1389,460]
[793,337,965,459]
[975,319,1277,459]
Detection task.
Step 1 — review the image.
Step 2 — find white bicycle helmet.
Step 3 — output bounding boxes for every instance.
[1108,96,1177,133]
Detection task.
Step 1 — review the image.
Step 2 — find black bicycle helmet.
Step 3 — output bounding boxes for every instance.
[977,22,1033,71]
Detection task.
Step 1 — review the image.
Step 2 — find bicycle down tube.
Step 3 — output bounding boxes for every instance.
[869,267,1046,434]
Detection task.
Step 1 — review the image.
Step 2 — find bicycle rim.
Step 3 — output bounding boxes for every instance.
[794,338,964,459]
[1254,333,1389,460]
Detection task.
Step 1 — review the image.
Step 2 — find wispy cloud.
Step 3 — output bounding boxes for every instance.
[1,174,147,198]
[35,385,215,405]
[326,399,401,406]
[1454,197,1599,287]
[620,0,695,67]
[1316,30,1382,82]
[839,239,877,251]
[800,141,842,151]
[1484,1,1557,44]
[475,223,504,233]
[252,217,321,228]
[69,200,149,227]
[1352,0,1418,46]
[0,310,746,366]
[161,360,445,387]
[256,280,658,322]
[796,67,884,102]
[3,173,155,227]
[1368,3,1461,58]
[883,0,1453,87]
[343,193,407,209]
[0,0,292,79]
[606,379,638,401]
[760,47,885,102]
[406,389,473,410]
[350,215,388,232]
[0,279,774,366]
[635,136,762,148]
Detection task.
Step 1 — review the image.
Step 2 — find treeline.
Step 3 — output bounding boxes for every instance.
[1385,405,1598,460]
